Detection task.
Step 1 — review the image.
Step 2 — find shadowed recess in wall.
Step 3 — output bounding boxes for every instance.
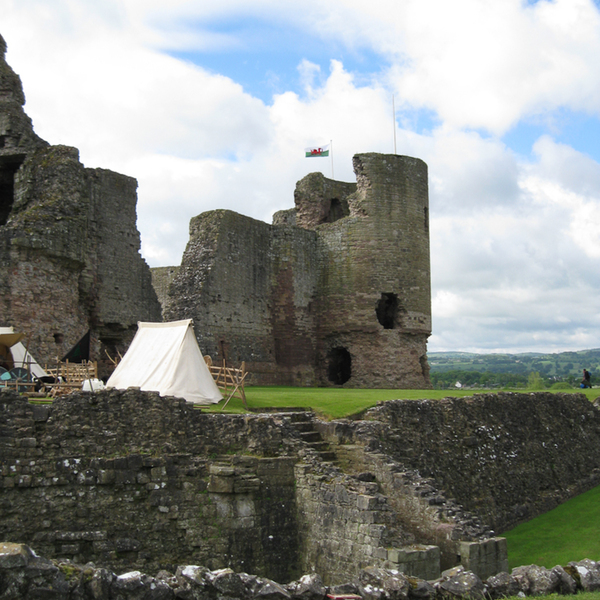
[0,156,23,226]
[376,293,400,330]
[328,347,352,385]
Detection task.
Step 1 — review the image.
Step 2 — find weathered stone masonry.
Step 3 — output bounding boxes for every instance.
[162,154,432,389]
[0,34,161,373]
[2,389,599,585]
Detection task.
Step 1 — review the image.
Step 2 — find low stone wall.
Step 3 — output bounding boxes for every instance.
[3,389,600,585]
[314,424,498,573]
[0,388,302,582]
[295,452,409,583]
[2,542,600,600]
[324,392,600,534]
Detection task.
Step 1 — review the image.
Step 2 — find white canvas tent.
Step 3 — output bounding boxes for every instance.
[106,320,222,405]
[0,327,47,378]
[10,342,47,378]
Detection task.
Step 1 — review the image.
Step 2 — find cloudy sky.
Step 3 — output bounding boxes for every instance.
[3,0,600,354]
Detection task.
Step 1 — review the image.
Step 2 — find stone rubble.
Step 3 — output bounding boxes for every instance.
[1,542,599,600]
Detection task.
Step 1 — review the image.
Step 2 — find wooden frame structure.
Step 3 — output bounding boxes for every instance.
[43,360,98,396]
[204,357,248,409]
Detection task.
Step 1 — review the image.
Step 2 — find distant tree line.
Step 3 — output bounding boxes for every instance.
[430,370,529,389]
[429,348,600,389]
[430,370,594,390]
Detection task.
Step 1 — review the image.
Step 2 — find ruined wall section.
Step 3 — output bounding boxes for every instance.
[162,153,431,388]
[0,34,161,367]
[151,266,179,312]
[164,210,275,367]
[164,210,319,385]
[362,392,600,534]
[0,388,303,582]
[10,391,596,583]
[87,167,161,346]
[292,173,356,229]
[269,225,319,385]
[4,146,93,361]
[305,154,431,388]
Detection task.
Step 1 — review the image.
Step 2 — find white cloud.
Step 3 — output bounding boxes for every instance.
[4,0,600,354]
[326,0,600,134]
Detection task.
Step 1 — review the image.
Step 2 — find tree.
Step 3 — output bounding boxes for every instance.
[527,371,546,390]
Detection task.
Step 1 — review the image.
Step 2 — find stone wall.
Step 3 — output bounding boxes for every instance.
[0,387,516,584]
[0,33,161,372]
[163,210,319,385]
[5,389,599,585]
[0,388,302,582]
[332,392,600,535]
[162,154,431,388]
[151,266,179,312]
[5,542,599,600]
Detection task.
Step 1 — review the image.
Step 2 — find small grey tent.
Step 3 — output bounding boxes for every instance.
[106,320,222,405]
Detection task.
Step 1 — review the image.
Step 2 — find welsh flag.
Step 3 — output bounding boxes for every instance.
[305,144,330,158]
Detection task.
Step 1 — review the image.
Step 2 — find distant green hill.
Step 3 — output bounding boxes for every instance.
[428,348,600,389]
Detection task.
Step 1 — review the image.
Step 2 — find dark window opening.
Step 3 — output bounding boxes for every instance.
[325,198,349,223]
[424,206,429,232]
[327,347,352,385]
[376,293,399,329]
[0,156,25,227]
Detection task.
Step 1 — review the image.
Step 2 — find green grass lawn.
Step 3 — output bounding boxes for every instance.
[503,484,600,569]
[201,386,600,419]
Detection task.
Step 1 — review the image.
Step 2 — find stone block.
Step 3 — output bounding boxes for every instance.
[357,495,377,510]
[151,466,167,480]
[31,406,50,422]
[0,542,34,568]
[82,531,106,541]
[209,475,235,494]
[236,497,256,518]
[210,465,235,476]
[115,538,140,552]
[387,545,440,580]
[215,497,233,518]
[372,547,388,560]
[234,477,261,493]
[97,469,115,485]
[17,438,36,448]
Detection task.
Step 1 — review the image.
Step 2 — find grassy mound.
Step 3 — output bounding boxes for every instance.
[503,484,600,569]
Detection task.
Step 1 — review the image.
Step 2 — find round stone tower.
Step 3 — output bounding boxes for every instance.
[301,153,432,388]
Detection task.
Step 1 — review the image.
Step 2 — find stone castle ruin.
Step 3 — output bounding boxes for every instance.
[157,153,432,388]
[0,34,161,373]
[1,30,430,388]
[2,34,600,596]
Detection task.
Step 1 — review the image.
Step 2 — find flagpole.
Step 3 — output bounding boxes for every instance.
[330,139,334,179]
[392,95,397,154]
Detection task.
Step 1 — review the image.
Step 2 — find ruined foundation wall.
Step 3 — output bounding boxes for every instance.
[361,392,600,534]
[0,388,511,584]
[4,390,600,585]
[295,458,420,584]
[0,388,303,582]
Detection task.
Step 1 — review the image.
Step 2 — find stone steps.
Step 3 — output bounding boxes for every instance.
[288,411,337,463]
